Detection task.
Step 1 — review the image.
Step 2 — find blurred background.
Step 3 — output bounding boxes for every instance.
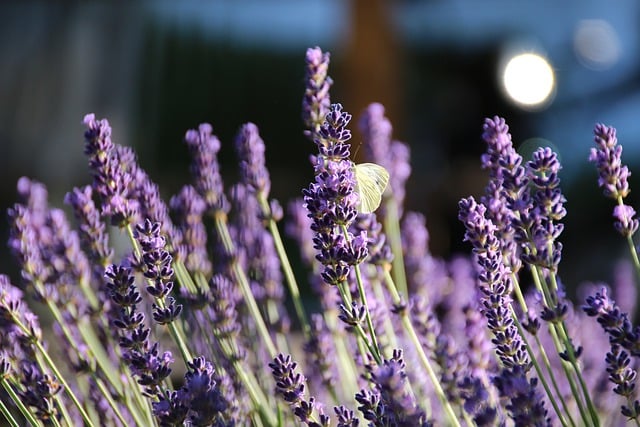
[1,0,639,297]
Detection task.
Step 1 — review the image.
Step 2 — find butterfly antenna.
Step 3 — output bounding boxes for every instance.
[353,141,363,161]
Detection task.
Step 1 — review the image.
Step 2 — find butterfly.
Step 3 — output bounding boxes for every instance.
[353,163,390,213]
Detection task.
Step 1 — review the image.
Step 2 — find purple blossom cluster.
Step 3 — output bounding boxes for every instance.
[1,45,639,427]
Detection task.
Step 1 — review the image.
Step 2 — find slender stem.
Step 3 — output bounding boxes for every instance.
[546,272,600,427]
[381,269,461,427]
[257,193,312,339]
[353,263,382,363]
[401,315,461,427]
[1,379,40,427]
[94,376,138,427]
[508,272,576,427]
[34,341,95,427]
[368,265,400,353]
[383,199,408,297]
[212,211,278,357]
[530,267,592,427]
[509,307,571,427]
[325,312,359,405]
[0,397,20,427]
[335,277,381,365]
[339,224,382,363]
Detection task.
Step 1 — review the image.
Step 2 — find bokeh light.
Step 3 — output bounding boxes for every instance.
[573,19,621,70]
[501,52,555,109]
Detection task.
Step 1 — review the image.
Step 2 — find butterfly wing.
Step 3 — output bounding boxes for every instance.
[354,163,390,213]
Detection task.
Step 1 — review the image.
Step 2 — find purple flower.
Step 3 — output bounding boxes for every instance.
[358,103,392,170]
[182,357,227,425]
[235,122,271,195]
[334,406,360,427]
[583,287,640,420]
[458,376,501,427]
[269,353,329,426]
[366,350,430,426]
[0,276,64,421]
[170,185,211,276]
[0,275,41,361]
[64,185,113,275]
[605,345,640,420]
[152,389,189,426]
[230,183,290,335]
[613,204,639,237]
[494,366,551,426]
[19,361,63,422]
[459,196,550,423]
[133,219,182,324]
[287,199,340,311]
[184,123,229,213]
[351,213,392,266]
[303,104,368,287]
[479,116,528,274]
[303,314,337,394]
[207,274,242,345]
[523,147,566,269]
[8,178,92,317]
[302,47,333,139]
[583,288,640,357]
[104,263,173,396]
[589,124,631,200]
[358,103,411,210]
[83,114,140,226]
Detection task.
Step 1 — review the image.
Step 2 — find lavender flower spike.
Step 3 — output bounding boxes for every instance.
[82,114,140,226]
[302,46,333,138]
[134,219,183,325]
[104,263,173,396]
[303,104,368,287]
[170,186,211,276]
[458,196,550,425]
[269,353,330,426]
[235,122,271,195]
[590,124,631,200]
[184,123,229,213]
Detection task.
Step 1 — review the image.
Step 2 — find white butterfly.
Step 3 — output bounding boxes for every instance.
[353,163,390,213]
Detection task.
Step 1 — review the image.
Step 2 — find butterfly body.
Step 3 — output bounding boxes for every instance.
[353,162,390,213]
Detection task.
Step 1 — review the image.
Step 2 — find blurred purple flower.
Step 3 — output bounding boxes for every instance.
[590,124,631,200]
[302,46,333,139]
[184,123,229,214]
[83,114,140,227]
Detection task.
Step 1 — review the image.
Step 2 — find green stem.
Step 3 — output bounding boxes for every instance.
[547,273,600,427]
[383,199,408,297]
[34,341,95,427]
[353,263,382,363]
[267,218,311,338]
[509,307,572,427]
[0,399,20,427]
[0,379,40,427]
[530,267,593,427]
[93,376,140,427]
[509,273,575,427]
[211,211,278,357]
[339,224,382,363]
[258,193,311,340]
[381,269,461,427]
